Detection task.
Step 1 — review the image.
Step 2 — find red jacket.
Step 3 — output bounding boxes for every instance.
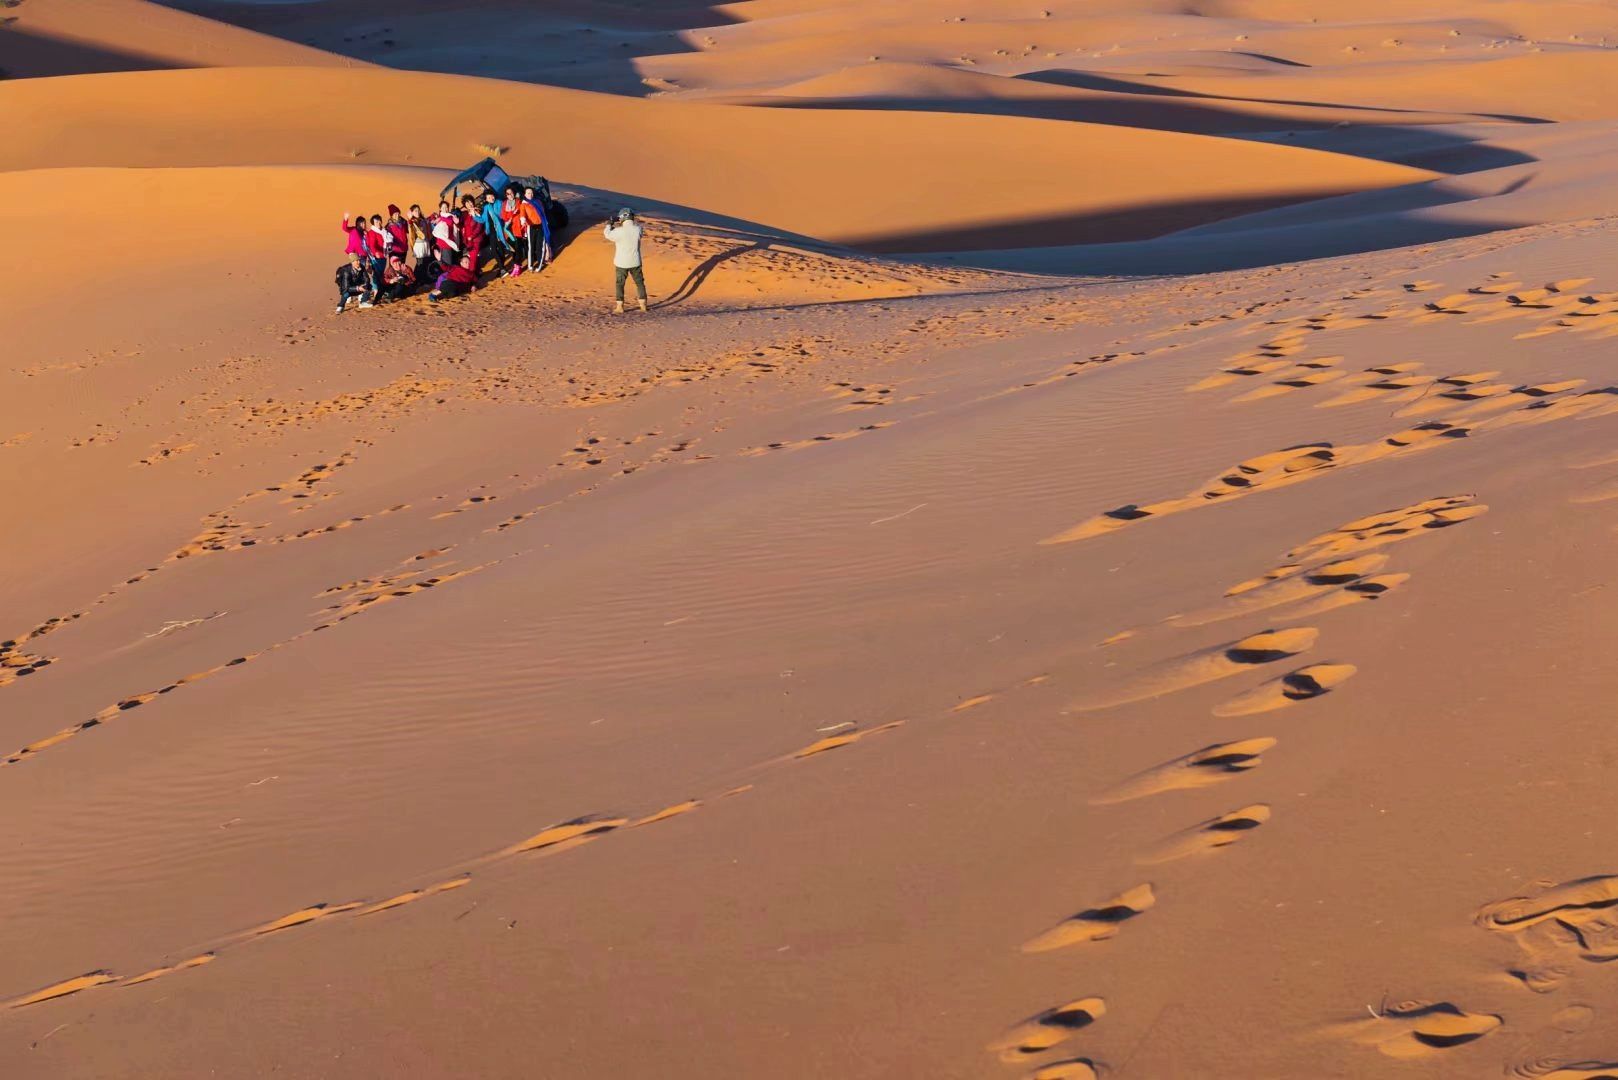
[365,228,388,258]
[443,263,477,286]
[460,210,485,250]
[385,220,409,257]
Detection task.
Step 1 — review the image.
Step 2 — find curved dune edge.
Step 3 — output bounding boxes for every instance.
[0,65,1436,251]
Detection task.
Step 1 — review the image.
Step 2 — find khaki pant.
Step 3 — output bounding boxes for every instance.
[615,265,646,302]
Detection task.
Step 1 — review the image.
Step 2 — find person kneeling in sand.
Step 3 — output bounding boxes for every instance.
[603,207,647,314]
[379,254,416,303]
[430,253,478,302]
[335,253,373,313]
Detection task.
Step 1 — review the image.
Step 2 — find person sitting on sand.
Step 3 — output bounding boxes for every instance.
[522,185,552,272]
[379,253,416,303]
[335,252,373,314]
[603,207,647,314]
[430,253,478,302]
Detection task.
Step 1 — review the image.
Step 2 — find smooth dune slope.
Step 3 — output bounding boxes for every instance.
[0,0,354,77]
[0,65,1436,250]
[14,0,1618,1078]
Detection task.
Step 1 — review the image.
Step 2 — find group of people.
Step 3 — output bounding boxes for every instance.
[335,184,554,313]
[334,185,650,315]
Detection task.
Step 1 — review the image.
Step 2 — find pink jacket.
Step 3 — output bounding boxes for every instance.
[341,219,366,256]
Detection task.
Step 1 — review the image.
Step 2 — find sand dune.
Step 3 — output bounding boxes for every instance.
[0,65,1436,251]
[0,0,352,77]
[13,1,1618,1078]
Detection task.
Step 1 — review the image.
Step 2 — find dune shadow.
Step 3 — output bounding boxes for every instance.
[0,27,198,78]
[1013,68,1550,125]
[158,0,739,95]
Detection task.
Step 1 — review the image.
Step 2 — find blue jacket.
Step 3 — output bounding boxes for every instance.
[525,196,552,245]
[476,202,510,245]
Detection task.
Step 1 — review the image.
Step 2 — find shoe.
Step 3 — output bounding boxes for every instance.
[358,300,374,309]
[637,298,648,313]
[613,300,625,314]
[335,304,345,315]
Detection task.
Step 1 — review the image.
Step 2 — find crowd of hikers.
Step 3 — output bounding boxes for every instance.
[335,183,649,315]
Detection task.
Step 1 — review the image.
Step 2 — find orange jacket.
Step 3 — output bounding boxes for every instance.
[502,201,543,239]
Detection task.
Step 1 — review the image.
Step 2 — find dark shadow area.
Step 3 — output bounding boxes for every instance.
[1014,67,1550,124]
[157,0,737,95]
[654,242,763,309]
[0,27,195,78]
[846,192,1386,254]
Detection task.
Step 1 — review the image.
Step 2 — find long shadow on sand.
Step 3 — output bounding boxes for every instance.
[0,27,200,78]
[157,0,738,95]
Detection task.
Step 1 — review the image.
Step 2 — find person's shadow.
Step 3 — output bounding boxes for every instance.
[653,242,763,310]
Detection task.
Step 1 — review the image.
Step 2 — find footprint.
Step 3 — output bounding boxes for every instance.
[1213,663,1356,716]
[793,720,904,759]
[354,876,470,916]
[987,996,1105,1063]
[1288,574,1408,616]
[1026,1060,1101,1079]
[119,953,215,987]
[6,971,117,1009]
[1477,876,1618,934]
[1139,804,1270,864]
[1091,737,1277,804]
[505,815,627,855]
[1175,557,1386,627]
[633,800,702,826]
[1329,1001,1501,1059]
[1511,1059,1618,1079]
[1069,627,1317,712]
[250,901,363,936]
[1021,883,1155,953]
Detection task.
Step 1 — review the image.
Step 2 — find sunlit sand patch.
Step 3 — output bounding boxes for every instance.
[1021,884,1155,953]
[633,800,702,827]
[1213,663,1357,716]
[504,815,628,856]
[1325,1001,1501,1059]
[953,694,995,712]
[354,876,471,916]
[1188,358,1289,391]
[6,971,117,1009]
[1138,804,1271,864]
[1026,1061,1101,1080]
[1232,368,1349,403]
[250,901,363,936]
[793,719,904,759]
[987,996,1105,1063]
[1225,565,1301,597]
[118,953,216,987]
[1068,627,1317,712]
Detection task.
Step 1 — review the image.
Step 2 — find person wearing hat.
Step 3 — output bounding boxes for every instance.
[603,207,647,314]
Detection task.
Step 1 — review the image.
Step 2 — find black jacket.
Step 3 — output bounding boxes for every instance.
[335,263,370,291]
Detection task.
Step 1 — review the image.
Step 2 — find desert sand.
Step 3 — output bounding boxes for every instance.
[7,1,1618,1078]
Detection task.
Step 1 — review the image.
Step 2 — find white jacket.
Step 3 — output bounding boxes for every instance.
[603,219,643,269]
